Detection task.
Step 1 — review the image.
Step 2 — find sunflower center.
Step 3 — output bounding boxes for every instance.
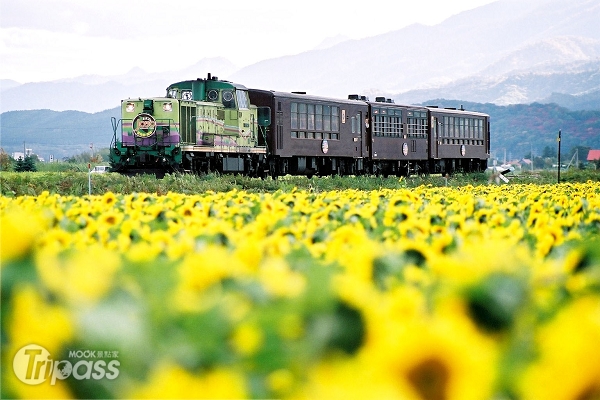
[406,358,449,400]
[576,383,600,400]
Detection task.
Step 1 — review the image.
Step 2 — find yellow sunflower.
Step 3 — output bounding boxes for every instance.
[519,296,600,400]
[366,312,498,400]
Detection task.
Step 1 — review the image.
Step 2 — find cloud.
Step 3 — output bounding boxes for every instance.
[1,0,500,82]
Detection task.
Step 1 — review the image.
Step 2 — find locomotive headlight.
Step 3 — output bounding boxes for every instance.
[162,102,173,112]
[125,102,135,113]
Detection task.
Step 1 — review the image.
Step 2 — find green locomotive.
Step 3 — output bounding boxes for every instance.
[110,73,270,175]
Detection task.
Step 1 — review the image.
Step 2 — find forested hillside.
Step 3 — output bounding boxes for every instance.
[0,108,119,159]
[422,100,600,158]
[1,102,599,160]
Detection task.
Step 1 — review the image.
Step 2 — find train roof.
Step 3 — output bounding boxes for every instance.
[367,100,428,110]
[248,89,369,106]
[167,76,248,91]
[426,106,489,117]
[248,89,488,116]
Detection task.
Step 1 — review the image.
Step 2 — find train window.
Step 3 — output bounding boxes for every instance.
[443,116,449,137]
[182,90,192,100]
[323,106,331,131]
[332,107,339,132]
[299,103,307,130]
[236,90,249,109]
[222,90,235,108]
[291,131,298,138]
[372,115,378,136]
[470,119,475,138]
[208,90,219,101]
[387,116,393,137]
[315,132,323,139]
[351,116,357,134]
[374,115,381,137]
[291,104,339,133]
[315,105,323,130]
[291,103,298,129]
[308,104,315,130]
[167,89,178,99]
[316,113,323,131]
[466,119,471,138]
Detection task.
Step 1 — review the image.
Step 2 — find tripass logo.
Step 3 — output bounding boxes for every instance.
[13,344,120,385]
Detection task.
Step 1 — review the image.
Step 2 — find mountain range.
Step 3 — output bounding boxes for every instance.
[1,0,599,158]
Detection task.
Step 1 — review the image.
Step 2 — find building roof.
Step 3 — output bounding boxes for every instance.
[587,150,600,161]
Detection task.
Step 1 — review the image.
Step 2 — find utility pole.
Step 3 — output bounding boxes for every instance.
[557,130,562,183]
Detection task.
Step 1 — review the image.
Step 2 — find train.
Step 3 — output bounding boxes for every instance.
[109,74,490,177]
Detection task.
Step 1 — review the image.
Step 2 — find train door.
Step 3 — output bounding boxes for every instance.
[353,111,363,157]
[431,116,439,159]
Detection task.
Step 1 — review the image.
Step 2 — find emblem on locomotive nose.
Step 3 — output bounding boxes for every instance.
[322,139,329,154]
[460,144,466,156]
[133,113,157,138]
[402,142,408,156]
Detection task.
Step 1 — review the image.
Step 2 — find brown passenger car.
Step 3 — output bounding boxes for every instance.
[428,107,490,174]
[363,97,430,176]
[248,89,369,176]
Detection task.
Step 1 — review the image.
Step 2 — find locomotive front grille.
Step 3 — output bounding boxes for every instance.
[181,105,196,144]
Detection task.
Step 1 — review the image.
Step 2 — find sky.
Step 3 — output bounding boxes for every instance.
[1,0,498,83]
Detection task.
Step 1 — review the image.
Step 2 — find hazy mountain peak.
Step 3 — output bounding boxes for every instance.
[3,0,600,113]
[481,36,600,77]
[1,79,22,91]
[313,35,352,50]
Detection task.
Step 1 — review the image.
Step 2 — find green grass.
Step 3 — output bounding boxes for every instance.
[1,169,599,197]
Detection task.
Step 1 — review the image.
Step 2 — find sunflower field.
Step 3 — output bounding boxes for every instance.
[2,182,600,400]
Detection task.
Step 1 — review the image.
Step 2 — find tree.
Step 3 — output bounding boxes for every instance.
[14,155,37,172]
[0,148,12,171]
[542,145,555,158]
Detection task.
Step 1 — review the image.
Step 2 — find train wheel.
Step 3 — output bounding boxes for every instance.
[268,159,277,180]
